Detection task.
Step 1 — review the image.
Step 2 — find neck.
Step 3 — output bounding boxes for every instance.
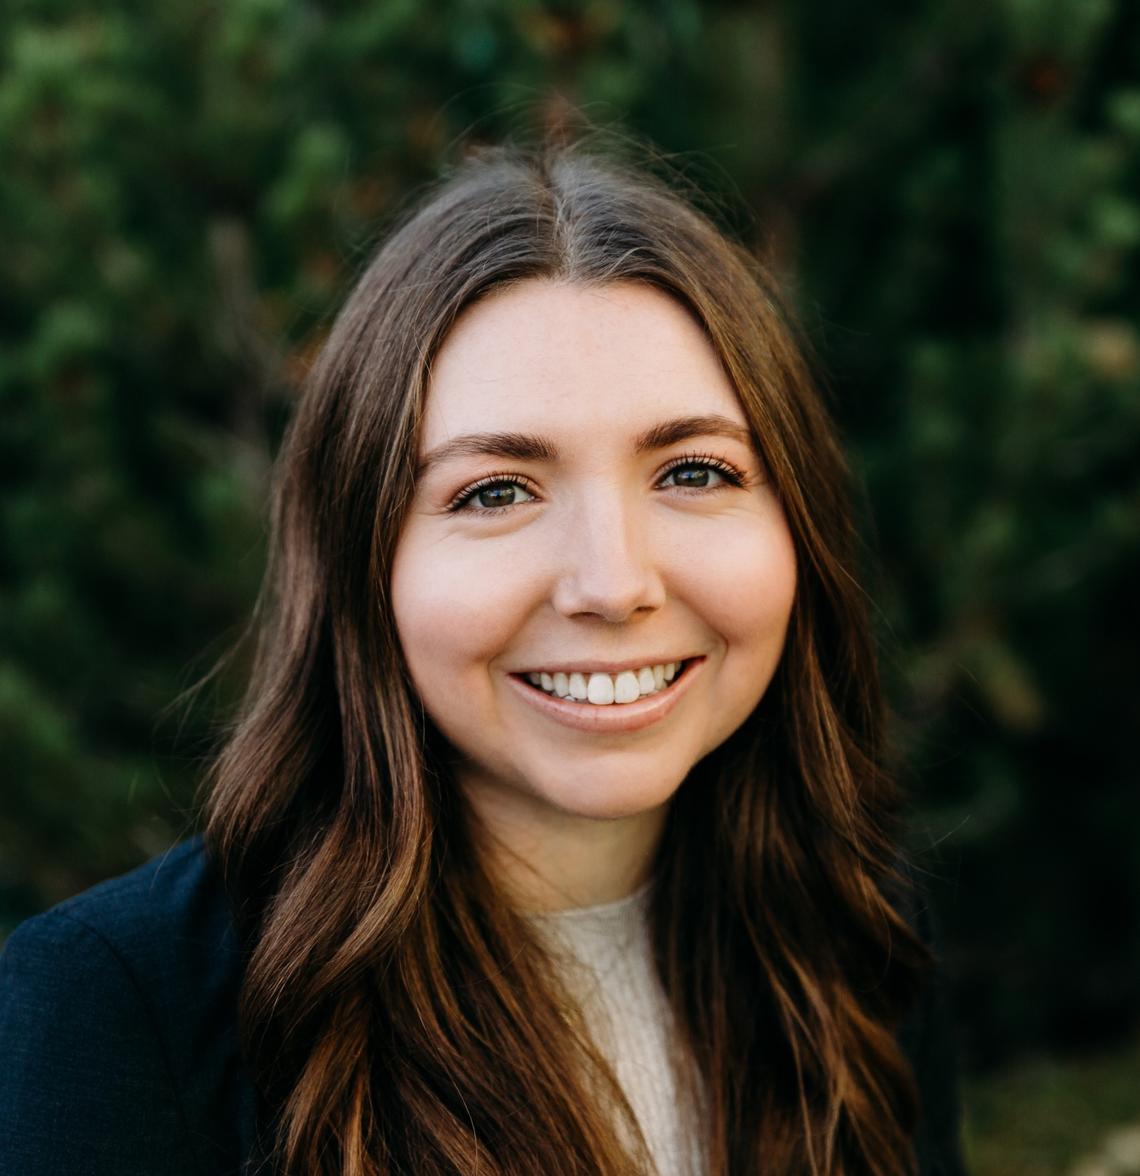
[460,780,670,914]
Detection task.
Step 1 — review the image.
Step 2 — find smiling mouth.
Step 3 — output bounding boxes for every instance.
[513,659,695,707]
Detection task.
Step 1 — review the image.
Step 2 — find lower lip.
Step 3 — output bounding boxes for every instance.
[506,658,705,734]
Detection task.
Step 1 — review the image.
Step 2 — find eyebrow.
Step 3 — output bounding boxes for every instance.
[415,413,756,476]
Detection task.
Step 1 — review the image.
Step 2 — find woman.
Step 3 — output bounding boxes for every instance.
[0,135,966,1175]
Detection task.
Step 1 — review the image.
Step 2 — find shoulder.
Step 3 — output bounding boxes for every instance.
[2,835,243,1070]
[12,833,236,966]
[8,833,225,951]
[0,836,259,1175]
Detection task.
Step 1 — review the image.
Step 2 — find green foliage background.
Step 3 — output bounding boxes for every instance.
[2,0,1138,1089]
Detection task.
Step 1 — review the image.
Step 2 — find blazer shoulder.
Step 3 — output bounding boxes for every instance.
[38,833,228,944]
[3,833,239,1012]
[0,835,257,1175]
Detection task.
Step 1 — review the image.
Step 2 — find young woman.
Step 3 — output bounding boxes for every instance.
[0,136,966,1175]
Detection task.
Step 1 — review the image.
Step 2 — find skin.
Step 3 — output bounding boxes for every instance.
[391,279,797,912]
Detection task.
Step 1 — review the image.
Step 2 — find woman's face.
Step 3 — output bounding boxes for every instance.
[392,279,796,835]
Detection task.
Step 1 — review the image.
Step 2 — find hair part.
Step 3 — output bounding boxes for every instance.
[204,129,931,1175]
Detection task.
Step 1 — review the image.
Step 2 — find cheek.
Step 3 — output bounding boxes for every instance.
[670,515,797,654]
[390,534,526,682]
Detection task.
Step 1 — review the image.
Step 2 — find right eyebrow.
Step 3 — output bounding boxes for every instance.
[415,432,558,477]
[415,413,756,477]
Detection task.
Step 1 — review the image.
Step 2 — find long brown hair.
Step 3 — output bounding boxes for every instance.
[204,130,932,1175]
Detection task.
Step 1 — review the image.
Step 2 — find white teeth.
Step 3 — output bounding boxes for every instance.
[614,670,640,704]
[523,661,687,705]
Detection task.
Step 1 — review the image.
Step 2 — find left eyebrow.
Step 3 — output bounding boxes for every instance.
[415,413,756,476]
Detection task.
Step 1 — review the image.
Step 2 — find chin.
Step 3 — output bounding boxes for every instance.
[526,763,686,823]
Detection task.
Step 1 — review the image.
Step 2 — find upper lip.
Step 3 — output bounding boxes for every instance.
[513,654,701,676]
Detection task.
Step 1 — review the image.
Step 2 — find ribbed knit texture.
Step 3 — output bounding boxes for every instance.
[528,885,707,1176]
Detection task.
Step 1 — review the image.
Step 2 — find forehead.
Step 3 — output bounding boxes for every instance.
[420,280,747,447]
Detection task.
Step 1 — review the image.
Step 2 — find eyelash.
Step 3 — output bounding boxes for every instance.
[445,451,749,514]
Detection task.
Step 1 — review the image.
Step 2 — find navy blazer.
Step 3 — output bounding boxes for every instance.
[0,836,967,1174]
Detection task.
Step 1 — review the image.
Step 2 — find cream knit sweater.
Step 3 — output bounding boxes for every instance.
[529,884,707,1176]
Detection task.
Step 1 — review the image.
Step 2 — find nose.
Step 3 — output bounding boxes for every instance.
[550,493,666,623]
